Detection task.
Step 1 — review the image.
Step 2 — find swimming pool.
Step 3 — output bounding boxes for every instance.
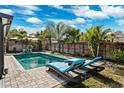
[14,53,66,70]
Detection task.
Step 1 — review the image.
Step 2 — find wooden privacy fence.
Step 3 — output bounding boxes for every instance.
[7,40,42,53]
[48,42,124,60]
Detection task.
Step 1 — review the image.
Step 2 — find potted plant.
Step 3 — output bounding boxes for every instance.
[27,45,33,53]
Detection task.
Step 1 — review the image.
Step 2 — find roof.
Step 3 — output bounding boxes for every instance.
[116,33,124,38]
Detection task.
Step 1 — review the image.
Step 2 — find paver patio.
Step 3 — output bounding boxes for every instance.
[4,55,78,88]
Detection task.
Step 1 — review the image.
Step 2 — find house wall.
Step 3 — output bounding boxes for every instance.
[114,37,124,42]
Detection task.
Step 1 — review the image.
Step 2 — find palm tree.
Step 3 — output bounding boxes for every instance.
[85,27,96,57]
[16,29,27,49]
[65,28,81,43]
[109,32,117,42]
[85,26,112,57]
[79,32,85,42]
[7,29,18,40]
[44,29,52,50]
[8,29,28,49]
[35,31,45,50]
[110,33,117,42]
[7,29,18,52]
[46,22,70,52]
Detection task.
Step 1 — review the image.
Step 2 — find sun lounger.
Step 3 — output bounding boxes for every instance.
[46,57,103,80]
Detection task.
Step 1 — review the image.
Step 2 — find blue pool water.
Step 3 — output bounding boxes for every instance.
[14,53,65,70]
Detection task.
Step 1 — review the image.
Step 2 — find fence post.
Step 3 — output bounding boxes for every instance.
[62,43,64,53]
[68,43,69,54]
[82,43,84,54]
[74,43,75,55]
[54,43,55,52]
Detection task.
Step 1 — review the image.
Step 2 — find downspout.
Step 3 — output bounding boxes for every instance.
[0,14,13,79]
[0,21,4,79]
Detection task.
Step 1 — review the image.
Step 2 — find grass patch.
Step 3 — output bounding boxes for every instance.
[83,77,107,88]
[78,64,124,88]
[114,66,124,76]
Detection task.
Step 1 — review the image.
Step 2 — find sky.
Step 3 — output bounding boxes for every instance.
[0,5,124,34]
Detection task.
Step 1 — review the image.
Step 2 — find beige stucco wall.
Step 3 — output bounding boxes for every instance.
[114,37,124,42]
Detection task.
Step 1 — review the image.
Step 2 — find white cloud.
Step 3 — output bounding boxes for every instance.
[0,9,14,15]
[16,5,40,11]
[40,27,46,31]
[47,18,72,24]
[26,17,42,24]
[117,19,124,25]
[50,5,64,10]
[100,5,124,18]
[51,5,108,20]
[51,5,124,19]
[50,5,71,12]
[19,10,35,15]
[70,24,76,28]
[15,5,40,15]
[70,5,124,19]
[14,25,43,34]
[75,18,86,24]
[86,24,93,28]
[70,6,108,19]
[47,17,87,26]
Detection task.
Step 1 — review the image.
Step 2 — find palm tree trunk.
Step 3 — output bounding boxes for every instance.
[49,37,52,50]
[91,45,95,57]
[58,43,60,53]
[58,40,60,52]
[21,40,23,50]
[96,44,100,57]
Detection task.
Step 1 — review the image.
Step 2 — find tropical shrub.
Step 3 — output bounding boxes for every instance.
[46,22,71,52]
[111,49,124,62]
[64,28,81,43]
[85,26,112,57]
[27,45,33,49]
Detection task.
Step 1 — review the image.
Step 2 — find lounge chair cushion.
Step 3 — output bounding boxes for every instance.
[46,58,86,73]
[46,62,70,73]
[83,57,102,66]
[64,58,86,64]
[46,57,102,74]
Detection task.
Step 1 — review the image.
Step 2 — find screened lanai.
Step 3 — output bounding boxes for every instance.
[0,13,13,79]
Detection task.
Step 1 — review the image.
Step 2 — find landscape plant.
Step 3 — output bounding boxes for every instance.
[111,49,124,62]
[85,26,112,57]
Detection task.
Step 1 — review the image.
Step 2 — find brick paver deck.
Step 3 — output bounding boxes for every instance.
[4,55,77,88]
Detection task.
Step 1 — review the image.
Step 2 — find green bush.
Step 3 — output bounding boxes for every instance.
[111,49,124,62]
[27,45,33,49]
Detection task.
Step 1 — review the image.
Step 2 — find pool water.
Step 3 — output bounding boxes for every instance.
[14,53,65,70]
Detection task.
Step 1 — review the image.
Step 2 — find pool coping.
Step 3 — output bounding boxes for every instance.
[12,56,25,71]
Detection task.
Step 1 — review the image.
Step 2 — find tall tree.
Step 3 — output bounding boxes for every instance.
[44,29,52,50]
[85,26,112,57]
[109,32,117,42]
[16,29,27,49]
[7,29,27,49]
[79,32,85,42]
[7,29,18,40]
[64,28,81,43]
[35,31,45,50]
[46,22,70,52]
